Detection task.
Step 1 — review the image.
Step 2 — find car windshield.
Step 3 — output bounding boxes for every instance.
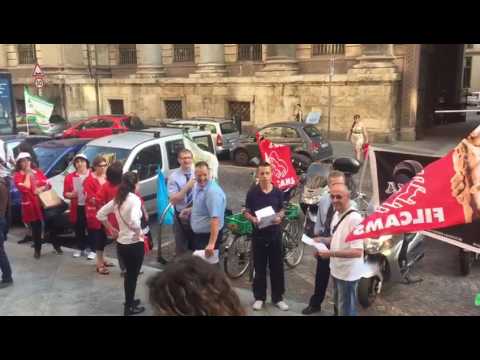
[220,122,238,134]
[64,145,130,173]
[34,147,67,172]
[303,125,322,139]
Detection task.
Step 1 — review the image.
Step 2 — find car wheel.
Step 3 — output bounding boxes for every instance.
[233,149,250,167]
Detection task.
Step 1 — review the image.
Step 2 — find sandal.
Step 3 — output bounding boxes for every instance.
[103,261,115,267]
[96,266,110,275]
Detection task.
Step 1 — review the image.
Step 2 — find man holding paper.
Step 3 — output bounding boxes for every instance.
[302,170,346,315]
[244,161,288,312]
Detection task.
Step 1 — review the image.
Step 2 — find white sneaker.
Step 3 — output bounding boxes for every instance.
[73,251,82,258]
[275,301,289,311]
[252,300,264,311]
[87,252,96,260]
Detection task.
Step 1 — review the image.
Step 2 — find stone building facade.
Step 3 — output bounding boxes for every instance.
[0,44,466,142]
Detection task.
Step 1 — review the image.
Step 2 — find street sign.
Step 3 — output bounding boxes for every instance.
[34,78,45,89]
[32,63,44,77]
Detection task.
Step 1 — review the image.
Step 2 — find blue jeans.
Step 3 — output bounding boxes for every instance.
[332,276,359,316]
[0,217,13,282]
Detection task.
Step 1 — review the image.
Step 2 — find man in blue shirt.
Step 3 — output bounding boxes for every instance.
[183,161,226,259]
[167,149,196,255]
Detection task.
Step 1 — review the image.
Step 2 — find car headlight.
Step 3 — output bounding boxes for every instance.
[364,235,393,254]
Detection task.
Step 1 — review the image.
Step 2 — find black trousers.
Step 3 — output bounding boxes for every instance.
[252,231,285,303]
[30,220,43,253]
[309,257,330,307]
[75,206,92,251]
[117,242,144,307]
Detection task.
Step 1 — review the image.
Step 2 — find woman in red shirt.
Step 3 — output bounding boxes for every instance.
[64,154,93,259]
[84,155,112,274]
[13,152,61,258]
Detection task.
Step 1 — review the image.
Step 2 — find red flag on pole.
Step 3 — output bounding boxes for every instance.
[347,125,480,241]
[257,135,299,190]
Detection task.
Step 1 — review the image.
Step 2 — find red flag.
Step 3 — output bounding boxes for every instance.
[347,125,480,241]
[257,137,299,190]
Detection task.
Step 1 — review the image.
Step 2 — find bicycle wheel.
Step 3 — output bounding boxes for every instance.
[223,233,252,279]
[283,219,305,268]
[157,203,176,264]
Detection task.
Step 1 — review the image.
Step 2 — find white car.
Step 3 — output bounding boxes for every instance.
[49,127,215,214]
[467,92,480,106]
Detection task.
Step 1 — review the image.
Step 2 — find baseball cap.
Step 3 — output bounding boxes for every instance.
[16,152,32,162]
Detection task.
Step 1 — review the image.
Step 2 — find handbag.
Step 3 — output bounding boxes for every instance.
[43,200,68,221]
[118,205,153,254]
[38,188,63,209]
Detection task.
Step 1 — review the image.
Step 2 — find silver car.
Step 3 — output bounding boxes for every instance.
[49,127,215,214]
[167,118,240,157]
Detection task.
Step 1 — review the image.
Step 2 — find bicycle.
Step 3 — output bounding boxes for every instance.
[222,201,304,281]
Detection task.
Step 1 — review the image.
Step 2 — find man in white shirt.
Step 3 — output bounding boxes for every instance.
[0,138,14,178]
[316,182,364,316]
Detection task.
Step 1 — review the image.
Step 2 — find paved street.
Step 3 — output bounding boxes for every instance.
[2,120,480,316]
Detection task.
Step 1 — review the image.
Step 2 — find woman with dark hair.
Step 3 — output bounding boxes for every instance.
[97,161,147,277]
[13,152,62,258]
[147,255,245,316]
[97,172,145,316]
[347,114,369,162]
[84,155,111,275]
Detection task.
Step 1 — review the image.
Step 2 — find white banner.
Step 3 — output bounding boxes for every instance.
[24,87,53,133]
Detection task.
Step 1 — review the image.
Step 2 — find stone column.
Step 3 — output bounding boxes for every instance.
[399,44,421,141]
[191,44,226,78]
[0,44,7,69]
[256,44,299,76]
[137,44,165,77]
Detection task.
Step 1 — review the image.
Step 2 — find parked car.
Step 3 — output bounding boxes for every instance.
[33,138,91,178]
[16,114,69,137]
[62,115,146,139]
[49,127,215,214]
[1,134,53,222]
[230,122,333,168]
[165,117,240,158]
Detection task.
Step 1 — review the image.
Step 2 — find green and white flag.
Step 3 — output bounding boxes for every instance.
[183,132,219,180]
[24,87,54,133]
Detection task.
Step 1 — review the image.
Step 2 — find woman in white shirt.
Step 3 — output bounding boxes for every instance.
[97,172,145,316]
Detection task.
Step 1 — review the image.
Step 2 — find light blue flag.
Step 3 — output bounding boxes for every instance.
[157,167,174,225]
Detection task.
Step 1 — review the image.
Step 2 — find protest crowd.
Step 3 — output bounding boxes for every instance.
[1,121,480,317]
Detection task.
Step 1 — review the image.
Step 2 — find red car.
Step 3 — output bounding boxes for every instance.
[62,115,145,139]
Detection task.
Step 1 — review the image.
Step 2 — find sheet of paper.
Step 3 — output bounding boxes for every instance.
[73,176,86,203]
[302,234,328,252]
[255,206,277,229]
[193,250,220,264]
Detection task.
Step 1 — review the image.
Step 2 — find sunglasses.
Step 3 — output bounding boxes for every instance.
[180,157,192,160]
[330,194,344,200]
[97,164,108,168]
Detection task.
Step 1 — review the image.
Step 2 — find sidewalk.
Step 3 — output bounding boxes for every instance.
[0,234,317,316]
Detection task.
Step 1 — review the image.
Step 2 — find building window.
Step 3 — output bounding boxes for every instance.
[312,44,345,56]
[174,44,195,62]
[466,44,474,49]
[17,44,36,65]
[464,56,472,88]
[228,101,251,123]
[119,44,137,65]
[109,99,125,115]
[165,100,183,119]
[237,44,262,61]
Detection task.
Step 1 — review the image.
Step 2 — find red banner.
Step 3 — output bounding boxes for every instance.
[347,125,480,241]
[257,136,299,190]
